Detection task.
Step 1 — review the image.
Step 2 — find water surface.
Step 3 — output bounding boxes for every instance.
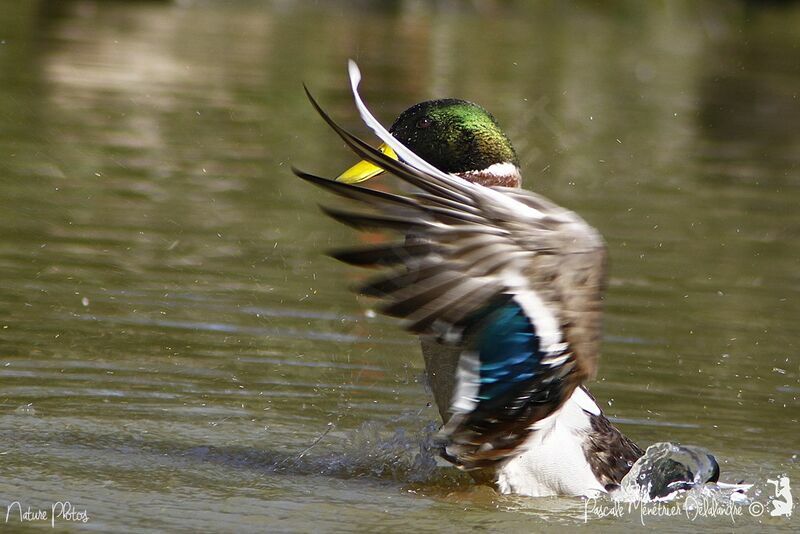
[0,1,797,531]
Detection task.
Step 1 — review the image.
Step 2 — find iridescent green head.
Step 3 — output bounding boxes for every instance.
[389,99,519,174]
[338,99,521,187]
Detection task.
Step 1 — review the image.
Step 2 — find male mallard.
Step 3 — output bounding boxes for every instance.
[294,62,717,498]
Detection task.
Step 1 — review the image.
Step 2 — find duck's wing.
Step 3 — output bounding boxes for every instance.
[293,62,607,470]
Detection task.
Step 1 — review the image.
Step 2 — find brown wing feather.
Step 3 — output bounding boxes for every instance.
[295,90,608,470]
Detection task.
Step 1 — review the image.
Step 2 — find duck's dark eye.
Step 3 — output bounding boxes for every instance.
[417,117,432,129]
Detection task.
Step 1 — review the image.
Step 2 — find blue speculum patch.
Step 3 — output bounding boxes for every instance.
[473,299,541,405]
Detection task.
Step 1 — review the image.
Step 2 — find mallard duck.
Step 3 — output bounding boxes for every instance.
[294,61,718,498]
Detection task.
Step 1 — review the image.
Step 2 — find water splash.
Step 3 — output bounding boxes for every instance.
[319,420,443,483]
[616,442,751,503]
[251,416,472,490]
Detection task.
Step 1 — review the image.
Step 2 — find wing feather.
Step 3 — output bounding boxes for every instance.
[296,63,608,470]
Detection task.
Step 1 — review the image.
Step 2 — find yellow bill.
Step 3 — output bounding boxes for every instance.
[336,143,398,183]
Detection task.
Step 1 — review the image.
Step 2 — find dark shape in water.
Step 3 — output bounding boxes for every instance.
[620,442,720,499]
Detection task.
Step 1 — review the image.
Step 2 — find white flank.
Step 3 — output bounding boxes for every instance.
[573,386,601,416]
[497,388,605,497]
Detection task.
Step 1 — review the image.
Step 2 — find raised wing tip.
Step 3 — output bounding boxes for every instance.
[292,167,333,187]
[347,59,361,86]
[291,165,313,179]
[301,82,315,105]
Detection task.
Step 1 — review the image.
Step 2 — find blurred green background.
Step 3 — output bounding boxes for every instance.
[0,1,797,531]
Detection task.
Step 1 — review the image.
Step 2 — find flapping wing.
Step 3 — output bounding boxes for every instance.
[294,62,607,470]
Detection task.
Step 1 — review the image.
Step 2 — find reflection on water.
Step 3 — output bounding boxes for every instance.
[0,0,797,531]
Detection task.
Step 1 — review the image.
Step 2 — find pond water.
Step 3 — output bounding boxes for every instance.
[0,0,797,531]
